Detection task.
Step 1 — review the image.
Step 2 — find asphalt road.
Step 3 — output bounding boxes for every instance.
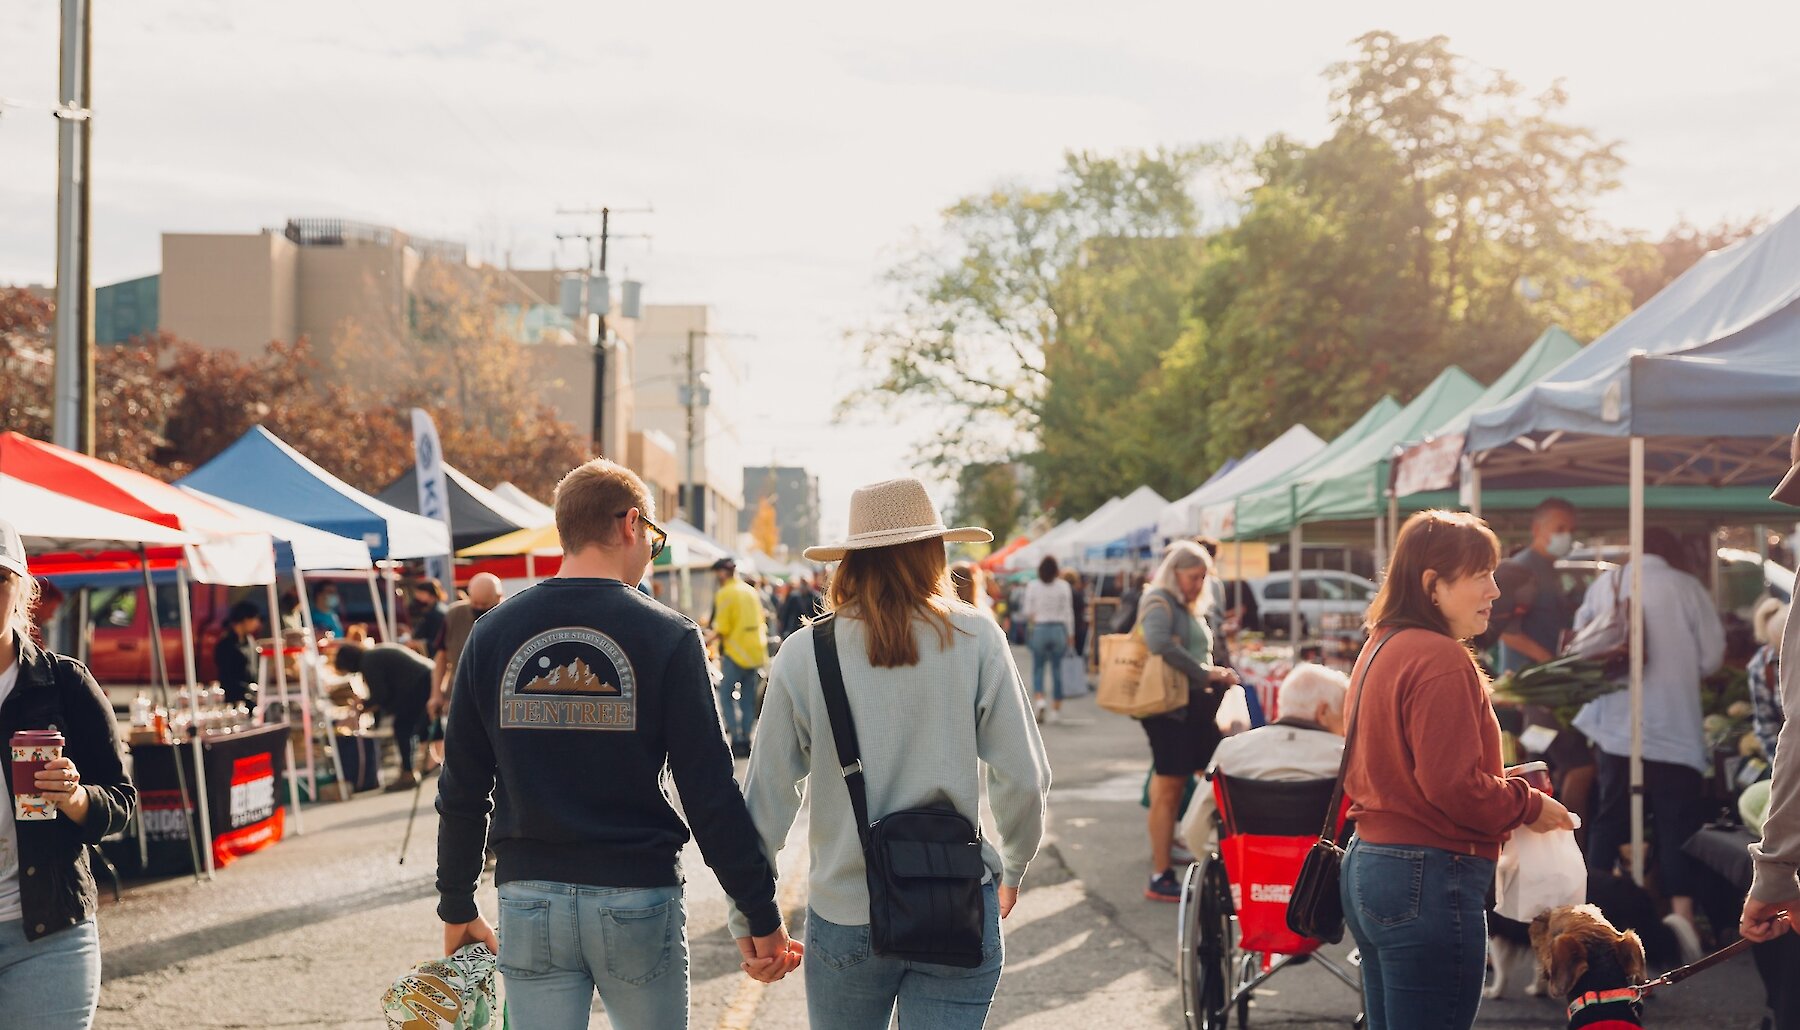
[88,650,1773,1028]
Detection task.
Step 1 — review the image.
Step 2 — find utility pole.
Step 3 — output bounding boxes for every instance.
[681,326,754,536]
[51,0,94,454]
[556,204,650,457]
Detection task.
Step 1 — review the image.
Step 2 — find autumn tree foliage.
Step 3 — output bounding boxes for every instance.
[0,270,589,500]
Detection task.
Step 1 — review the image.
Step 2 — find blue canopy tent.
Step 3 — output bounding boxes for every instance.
[180,425,452,647]
[180,426,451,562]
[1462,205,1800,883]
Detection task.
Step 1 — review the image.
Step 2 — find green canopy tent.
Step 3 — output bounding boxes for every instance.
[1229,367,1485,638]
[1202,396,1403,541]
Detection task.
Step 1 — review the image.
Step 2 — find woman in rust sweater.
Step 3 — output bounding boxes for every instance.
[1339,510,1574,1030]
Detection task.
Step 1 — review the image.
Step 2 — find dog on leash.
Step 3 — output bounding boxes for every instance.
[1529,904,1648,1028]
[1485,873,1687,1000]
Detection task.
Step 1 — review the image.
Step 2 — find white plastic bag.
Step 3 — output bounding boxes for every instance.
[1493,815,1586,922]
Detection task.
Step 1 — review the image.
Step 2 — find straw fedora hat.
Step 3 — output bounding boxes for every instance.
[804,477,992,562]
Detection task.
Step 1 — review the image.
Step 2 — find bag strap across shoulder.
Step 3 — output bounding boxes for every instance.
[1317,628,1401,842]
[812,615,875,850]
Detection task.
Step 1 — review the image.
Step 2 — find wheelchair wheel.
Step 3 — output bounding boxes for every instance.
[1178,854,1232,1030]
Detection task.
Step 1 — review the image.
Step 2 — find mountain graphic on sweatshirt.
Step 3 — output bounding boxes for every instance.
[522,656,619,695]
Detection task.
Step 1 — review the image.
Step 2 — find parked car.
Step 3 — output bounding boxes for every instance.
[1233,570,1379,640]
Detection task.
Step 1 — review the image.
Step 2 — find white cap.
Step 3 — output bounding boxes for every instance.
[0,518,27,579]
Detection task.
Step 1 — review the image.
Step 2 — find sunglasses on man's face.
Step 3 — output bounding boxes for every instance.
[617,511,668,560]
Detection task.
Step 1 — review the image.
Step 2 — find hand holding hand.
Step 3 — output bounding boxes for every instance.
[1740,897,1796,943]
[36,756,90,823]
[998,885,1018,919]
[736,927,804,983]
[444,916,499,957]
[1527,792,1576,833]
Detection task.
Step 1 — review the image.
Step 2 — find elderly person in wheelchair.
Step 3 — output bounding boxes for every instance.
[1177,663,1362,1030]
[1178,663,1349,851]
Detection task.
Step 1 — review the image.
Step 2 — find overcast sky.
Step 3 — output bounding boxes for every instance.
[3,1,1796,535]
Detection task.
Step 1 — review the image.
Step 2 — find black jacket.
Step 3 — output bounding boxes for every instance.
[0,634,136,941]
[435,578,780,937]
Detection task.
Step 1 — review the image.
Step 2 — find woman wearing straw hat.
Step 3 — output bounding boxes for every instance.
[728,477,1052,1029]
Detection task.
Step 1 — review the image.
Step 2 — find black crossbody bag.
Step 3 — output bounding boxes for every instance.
[1285,629,1398,943]
[812,615,988,968]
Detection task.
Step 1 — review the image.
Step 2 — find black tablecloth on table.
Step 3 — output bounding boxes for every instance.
[106,723,289,876]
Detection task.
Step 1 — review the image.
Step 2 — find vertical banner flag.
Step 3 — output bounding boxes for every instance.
[411,409,454,588]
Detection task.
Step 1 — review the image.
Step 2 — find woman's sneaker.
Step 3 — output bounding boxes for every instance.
[1033,696,1048,724]
[1145,868,1181,902]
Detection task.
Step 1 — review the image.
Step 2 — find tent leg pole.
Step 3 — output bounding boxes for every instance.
[265,575,302,834]
[365,570,389,642]
[176,566,215,880]
[1289,526,1302,644]
[1469,464,1483,519]
[295,568,351,803]
[1629,437,1646,887]
[140,549,204,883]
[384,565,397,644]
[1387,493,1400,571]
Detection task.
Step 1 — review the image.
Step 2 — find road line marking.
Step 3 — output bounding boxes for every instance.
[715,872,809,1030]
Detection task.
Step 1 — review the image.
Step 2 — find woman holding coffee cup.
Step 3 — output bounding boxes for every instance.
[0,517,137,1029]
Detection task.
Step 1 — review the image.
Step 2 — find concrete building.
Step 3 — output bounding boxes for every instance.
[103,219,648,461]
[632,304,745,548]
[740,466,820,556]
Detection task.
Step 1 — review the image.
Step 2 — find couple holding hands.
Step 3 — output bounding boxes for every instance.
[435,461,1050,1030]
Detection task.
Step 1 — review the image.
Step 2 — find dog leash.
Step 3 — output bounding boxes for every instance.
[1631,935,1757,998]
[1567,911,1788,1021]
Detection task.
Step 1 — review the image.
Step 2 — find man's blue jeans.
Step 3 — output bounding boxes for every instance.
[0,918,101,1030]
[1340,837,1495,1030]
[803,881,1004,1030]
[717,655,761,744]
[496,881,688,1030]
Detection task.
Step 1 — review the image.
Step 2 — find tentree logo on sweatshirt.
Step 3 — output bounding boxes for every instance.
[500,627,637,731]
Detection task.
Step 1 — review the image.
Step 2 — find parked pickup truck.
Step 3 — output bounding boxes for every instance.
[58,576,394,709]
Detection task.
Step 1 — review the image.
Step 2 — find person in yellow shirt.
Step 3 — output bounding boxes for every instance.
[708,558,770,757]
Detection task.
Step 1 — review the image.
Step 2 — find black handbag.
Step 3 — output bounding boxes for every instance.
[1285,629,1399,943]
[813,615,988,968]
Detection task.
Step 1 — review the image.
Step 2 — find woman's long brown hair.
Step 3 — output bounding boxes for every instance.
[1366,509,1501,638]
[828,538,974,667]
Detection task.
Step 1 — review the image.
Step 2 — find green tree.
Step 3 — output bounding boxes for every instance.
[949,461,1030,544]
[1163,32,1631,469]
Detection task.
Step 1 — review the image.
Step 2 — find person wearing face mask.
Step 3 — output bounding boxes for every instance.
[309,582,346,638]
[1494,497,1578,674]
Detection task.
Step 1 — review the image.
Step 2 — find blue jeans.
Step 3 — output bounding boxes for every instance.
[717,656,761,743]
[496,881,688,1030]
[1027,623,1068,702]
[0,917,101,1030]
[805,881,1005,1030]
[1340,838,1495,1030]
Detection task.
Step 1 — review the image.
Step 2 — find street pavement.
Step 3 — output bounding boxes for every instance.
[92,650,1771,1028]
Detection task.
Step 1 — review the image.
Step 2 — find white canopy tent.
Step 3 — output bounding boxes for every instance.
[1156,425,1326,542]
[1061,485,1170,566]
[490,482,556,526]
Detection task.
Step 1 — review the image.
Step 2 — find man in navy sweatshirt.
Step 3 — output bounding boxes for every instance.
[435,458,800,1028]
